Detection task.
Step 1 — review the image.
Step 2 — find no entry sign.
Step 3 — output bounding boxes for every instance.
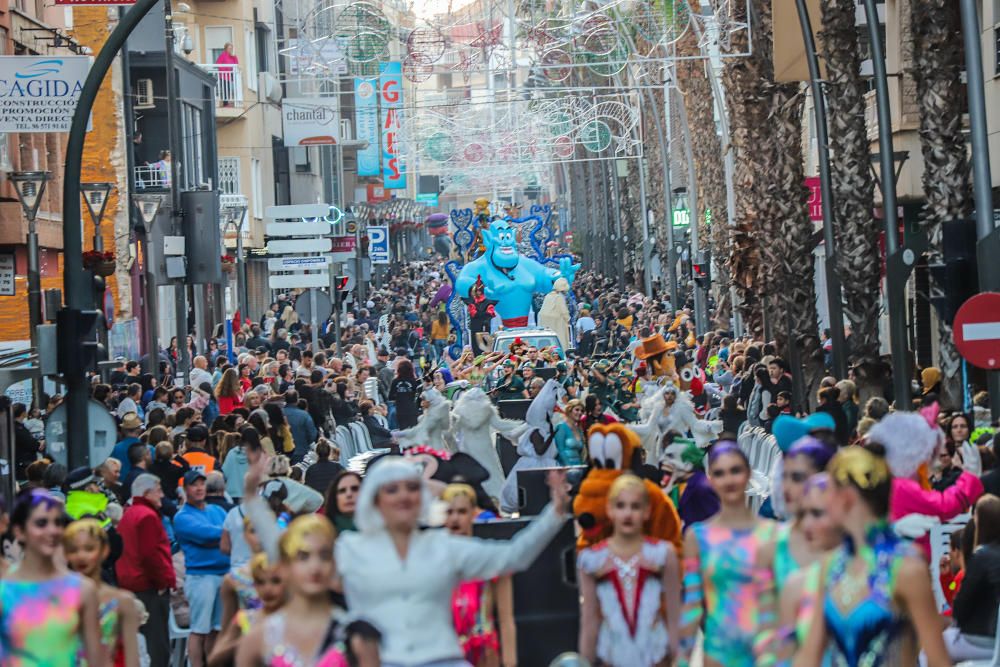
[954,292,1000,369]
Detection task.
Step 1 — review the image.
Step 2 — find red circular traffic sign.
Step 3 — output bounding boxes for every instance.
[953,292,1000,369]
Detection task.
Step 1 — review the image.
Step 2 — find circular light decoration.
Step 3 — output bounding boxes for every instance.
[324,206,345,224]
[540,49,572,82]
[403,52,435,83]
[406,26,446,62]
[463,142,486,163]
[336,2,391,63]
[552,135,574,159]
[426,132,456,162]
[580,120,612,153]
[577,14,617,56]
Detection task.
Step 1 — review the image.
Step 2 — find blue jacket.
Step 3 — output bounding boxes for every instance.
[111,437,141,477]
[221,447,249,500]
[173,502,230,575]
[284,405,317,461]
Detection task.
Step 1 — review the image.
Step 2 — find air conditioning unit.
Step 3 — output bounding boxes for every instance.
[340,118,353,141]
[135,78,155,109]
[259,71,283,103]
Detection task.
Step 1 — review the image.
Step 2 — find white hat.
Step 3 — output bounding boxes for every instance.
[355,457,431,534]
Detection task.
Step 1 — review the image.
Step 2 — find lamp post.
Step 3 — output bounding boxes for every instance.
[222,199,248,324]
[134,193,165,375]
[10,170,51,404]
[81,182,115,252]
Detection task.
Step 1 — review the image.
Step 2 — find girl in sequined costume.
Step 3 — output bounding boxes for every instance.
[0,489,102,665]
[443,483,517,667]
[220,515,264,631]
[793,445,951,667]
[768,436,836,592]
[678,441,778,667]
[209,552,286,666]
[63,518,142,667]
[578,474,681,666]
[235,514,380,667]
[775,474,842,664]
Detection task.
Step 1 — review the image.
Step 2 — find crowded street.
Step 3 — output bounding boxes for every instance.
[3,0,1000,662]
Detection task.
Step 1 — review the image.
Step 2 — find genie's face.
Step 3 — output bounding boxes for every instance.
[485,221,519,269]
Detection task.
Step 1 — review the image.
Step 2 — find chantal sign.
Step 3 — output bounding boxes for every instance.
[0,56,92,133]
[282,97,340,147]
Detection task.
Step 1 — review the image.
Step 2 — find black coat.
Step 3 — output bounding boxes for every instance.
[954,543,1000,637]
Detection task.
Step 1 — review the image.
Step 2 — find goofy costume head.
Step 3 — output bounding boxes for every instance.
[572,422,683,554]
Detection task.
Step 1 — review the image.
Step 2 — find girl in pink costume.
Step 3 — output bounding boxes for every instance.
[579,474,682,667]
[0,489,103,666]
[868,405,983,559]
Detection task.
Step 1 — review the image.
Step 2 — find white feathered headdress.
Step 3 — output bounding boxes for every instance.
[866,406,943,480]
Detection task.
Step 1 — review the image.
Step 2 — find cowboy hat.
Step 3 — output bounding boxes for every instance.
[634,334,676,360]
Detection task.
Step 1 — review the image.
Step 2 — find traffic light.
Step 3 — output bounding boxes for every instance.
[57,309,104,377]
[693,255,711,290]
[928,219,978,325]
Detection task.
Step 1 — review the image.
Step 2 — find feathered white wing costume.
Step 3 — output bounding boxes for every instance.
[632,386,723,462]
[450,387,528,500]
[499,379,566,513]
[394,389,455,452]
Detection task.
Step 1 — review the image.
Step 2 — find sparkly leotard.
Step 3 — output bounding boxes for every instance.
[452,579,500,664]
[231,563,262,612]
[683,520,778,667]
[0,572,83,666]
[263,611,348,667]
[773,523,800,593]
[822,522,917,667]
[578,539,672,667]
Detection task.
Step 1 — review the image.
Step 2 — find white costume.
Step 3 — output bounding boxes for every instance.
[537,277,572,350]
[577,539,673,667]
[394,388,454,452]
[631,386,722,462]
[500,379,565,513]
[451,387,529,500]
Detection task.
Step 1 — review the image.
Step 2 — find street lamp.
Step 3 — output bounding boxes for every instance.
[81,182,115,251]
[10,170,51,404]
[221,198,248,324]
[132,192,165,374]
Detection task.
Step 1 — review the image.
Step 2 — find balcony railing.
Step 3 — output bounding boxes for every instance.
[134,164,170,190]
[220,193,251,244]
[199,63,244,108]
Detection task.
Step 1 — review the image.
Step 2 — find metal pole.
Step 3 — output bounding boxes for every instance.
[608,158,626,290]
[236,217,248,326]
[675,92,708,333]
[138,228,159,376]
[862,0,910,408]
[26,216,43,405]
[309,288,319,352]
[959,0,1000,419]
[796,0,848,380]
[641,83,676,307]
[64,0,162,469]
[163,0,189,385]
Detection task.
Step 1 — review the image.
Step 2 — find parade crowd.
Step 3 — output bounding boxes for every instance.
[2,257,999,667]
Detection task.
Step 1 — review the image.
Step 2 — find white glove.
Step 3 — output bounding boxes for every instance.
[960,441,983,477]
[892,514,940,539]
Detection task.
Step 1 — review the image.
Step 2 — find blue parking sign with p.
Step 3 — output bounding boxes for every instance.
[370,225,390,264]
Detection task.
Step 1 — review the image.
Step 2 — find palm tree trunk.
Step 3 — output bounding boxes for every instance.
[819,0,881,389]
[911,0,971,408]
[676,31,731,324]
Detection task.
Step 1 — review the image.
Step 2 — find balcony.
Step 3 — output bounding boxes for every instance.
[220,193,251,247]
[199,64,244,118]
[134,164,170,191]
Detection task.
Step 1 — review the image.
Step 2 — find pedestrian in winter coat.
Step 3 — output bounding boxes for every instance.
[116,474,175,667]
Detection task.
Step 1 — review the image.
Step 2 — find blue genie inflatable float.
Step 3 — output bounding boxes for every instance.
[444,202,579,349]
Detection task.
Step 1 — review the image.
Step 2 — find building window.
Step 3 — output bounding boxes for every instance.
[251,157,263,218]
[181,103,204,189]
[204,26,233,63]
[218,156,241,194]
[256,22,270,73]
[996,27,1000,76]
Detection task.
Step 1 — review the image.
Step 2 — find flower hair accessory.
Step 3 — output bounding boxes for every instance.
[829,447,889,491]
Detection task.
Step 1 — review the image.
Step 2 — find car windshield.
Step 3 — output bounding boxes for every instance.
[494,335,561,353]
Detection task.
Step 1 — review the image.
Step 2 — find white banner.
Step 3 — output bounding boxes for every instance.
[0,56,91,132]
[282,97,339,147]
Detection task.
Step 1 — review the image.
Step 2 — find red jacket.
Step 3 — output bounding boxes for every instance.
[116,496,176,592]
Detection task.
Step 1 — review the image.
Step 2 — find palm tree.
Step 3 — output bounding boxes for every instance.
[819,0,881,389]
[676,28,731,325]
[910,0,971,407]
